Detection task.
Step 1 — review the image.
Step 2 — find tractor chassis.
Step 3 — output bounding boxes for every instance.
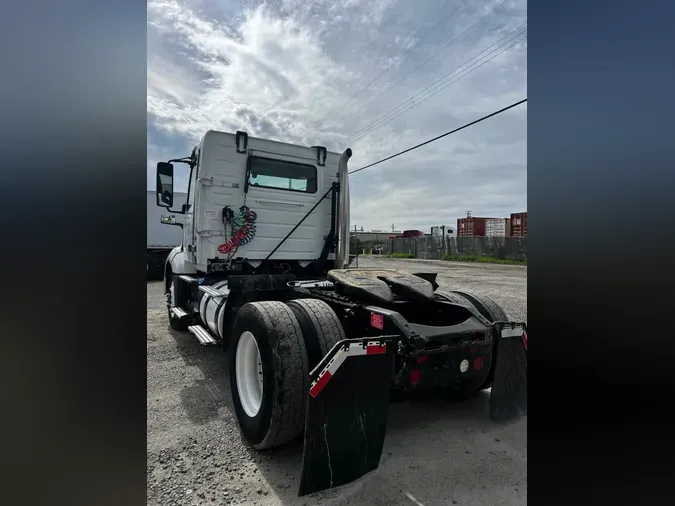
[165,269,527,497]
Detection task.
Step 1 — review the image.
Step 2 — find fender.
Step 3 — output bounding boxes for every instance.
[164,246,198,292]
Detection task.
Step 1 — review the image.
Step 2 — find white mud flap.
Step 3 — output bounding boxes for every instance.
[490,323,528,422]
[298,338,395,497]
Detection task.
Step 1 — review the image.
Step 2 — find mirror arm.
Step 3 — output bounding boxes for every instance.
[168,157,196,168]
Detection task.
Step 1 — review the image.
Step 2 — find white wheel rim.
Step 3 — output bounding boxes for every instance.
[235,331,264,417]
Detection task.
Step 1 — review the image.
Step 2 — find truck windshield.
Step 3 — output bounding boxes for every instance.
[248,156,317,193]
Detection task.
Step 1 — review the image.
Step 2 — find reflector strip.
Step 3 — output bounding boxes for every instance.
[309,371,332,397]
[366,344,386,355]
[522,332,527,351]
[309,341,387,398]
[371,313,384,330]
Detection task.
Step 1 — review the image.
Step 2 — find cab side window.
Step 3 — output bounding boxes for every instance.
[247,156,317,194]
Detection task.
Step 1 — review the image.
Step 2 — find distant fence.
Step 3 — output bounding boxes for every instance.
[356,236,528,262]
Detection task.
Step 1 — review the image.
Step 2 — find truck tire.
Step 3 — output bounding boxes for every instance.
[167,279,189,331]
[286,299,346,369]
[436,290,508,390]
[230,301,309,450]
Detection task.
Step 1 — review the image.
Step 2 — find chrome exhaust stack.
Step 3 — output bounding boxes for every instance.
[335,148,352,269]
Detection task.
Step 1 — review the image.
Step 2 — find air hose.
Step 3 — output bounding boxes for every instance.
[218,205,257,254]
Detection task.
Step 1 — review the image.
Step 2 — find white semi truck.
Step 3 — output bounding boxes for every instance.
[154,130,528,496]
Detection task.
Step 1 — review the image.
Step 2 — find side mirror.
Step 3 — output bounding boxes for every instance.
[156,162,174,208]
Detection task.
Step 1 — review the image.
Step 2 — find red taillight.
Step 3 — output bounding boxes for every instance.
[410,370,420,385]
[522,332,528,351]
[473,356,484,370]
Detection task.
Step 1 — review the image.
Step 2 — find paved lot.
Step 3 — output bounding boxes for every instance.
[147,257,527,506]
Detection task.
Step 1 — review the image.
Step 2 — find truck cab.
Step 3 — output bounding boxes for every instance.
[155,130,350,278]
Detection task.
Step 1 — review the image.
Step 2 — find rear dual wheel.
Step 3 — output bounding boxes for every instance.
[287,298,345,368]
[230,299,344,450]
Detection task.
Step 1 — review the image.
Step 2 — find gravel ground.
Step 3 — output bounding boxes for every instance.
[147,257,527,506]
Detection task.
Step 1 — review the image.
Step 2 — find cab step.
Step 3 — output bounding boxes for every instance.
[198,285,228,298]
[170,307,189,319]
[188,325,217,345]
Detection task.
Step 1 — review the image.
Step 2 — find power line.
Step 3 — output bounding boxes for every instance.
[326,0,511,135]
[337,23,526,148]
[349,98,527,175]
[311,0,474,129]
[337,27,527,149]
[268,99,525,257]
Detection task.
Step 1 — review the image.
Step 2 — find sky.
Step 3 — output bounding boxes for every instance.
[147,0,527,232]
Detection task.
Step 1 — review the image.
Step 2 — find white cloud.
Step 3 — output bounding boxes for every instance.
[148,0,527,230]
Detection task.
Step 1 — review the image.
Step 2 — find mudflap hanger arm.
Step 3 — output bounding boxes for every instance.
[299,336,396,497]
[364,305,494,351]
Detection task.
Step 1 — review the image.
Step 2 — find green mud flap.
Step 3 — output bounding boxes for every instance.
[490,323,528,422]
[298,338,395,497]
